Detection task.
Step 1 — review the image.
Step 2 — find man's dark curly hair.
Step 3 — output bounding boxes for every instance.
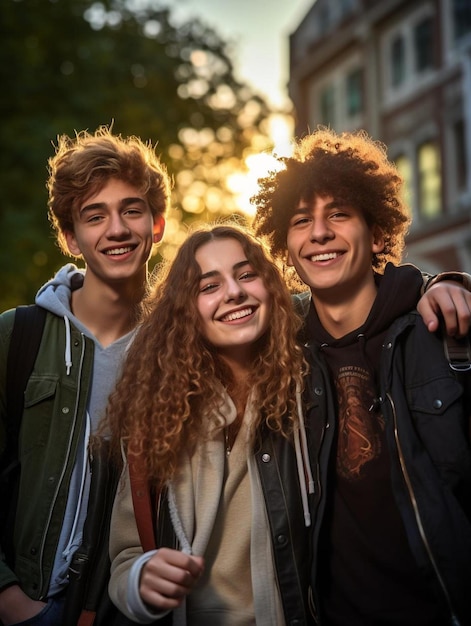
[252,127,410,272]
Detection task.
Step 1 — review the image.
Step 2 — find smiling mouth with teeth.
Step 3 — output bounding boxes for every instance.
[220,307,254,322]
[310,252,340,262]
[105,246,134,255]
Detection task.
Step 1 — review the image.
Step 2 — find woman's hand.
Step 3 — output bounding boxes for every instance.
[139,547,204,610]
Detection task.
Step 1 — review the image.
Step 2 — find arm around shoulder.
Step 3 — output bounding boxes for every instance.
[418,272,471,337]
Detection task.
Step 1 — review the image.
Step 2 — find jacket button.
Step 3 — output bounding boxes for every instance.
[30,547,37,555]
[432,399,443,409]
[276,534,287,545]
[74,339,79,346]
[262,453,271,463]
[314,387,323,396]
[386,342,392,350]
[62,407,70,414]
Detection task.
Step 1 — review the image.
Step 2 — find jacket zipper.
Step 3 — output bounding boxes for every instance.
[37,335,87,598]
[311,422,328,625]
[387,392,461,626]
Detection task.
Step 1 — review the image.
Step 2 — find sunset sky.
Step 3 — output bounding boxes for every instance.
[166,0,314,110]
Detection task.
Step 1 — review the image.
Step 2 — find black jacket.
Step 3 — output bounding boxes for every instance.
[304,309,471,625]
[255,429,315,625]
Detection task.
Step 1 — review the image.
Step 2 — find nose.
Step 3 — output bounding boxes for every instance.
[107,213,131,239]
[309,216,334,243]
[224,277,246,303]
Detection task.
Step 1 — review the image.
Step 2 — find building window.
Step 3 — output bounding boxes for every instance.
[391,34,406,87]
[346,68,363,117]
[394,154,413,213]
[453,119,467,192]
[320,84,335,126]
[453,0,471,40]
[418,141,442,218]
[414,16,434,72]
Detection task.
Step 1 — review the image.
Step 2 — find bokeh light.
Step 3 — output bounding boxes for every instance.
[228,113,294,216]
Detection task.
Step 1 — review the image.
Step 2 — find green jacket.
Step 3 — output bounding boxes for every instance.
[0,308,94,599]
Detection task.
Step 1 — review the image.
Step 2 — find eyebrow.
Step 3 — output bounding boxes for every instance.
[199,259,251,280]
[79,196,146,216]
[292,199,341,213]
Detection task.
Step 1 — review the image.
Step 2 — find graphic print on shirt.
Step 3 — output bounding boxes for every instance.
[335,366,385,481]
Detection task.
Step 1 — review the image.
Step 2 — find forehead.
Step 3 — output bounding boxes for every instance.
[195,238,247,273]
[295,193,334,208]
[81,178,145,206]
[293,194,364,215]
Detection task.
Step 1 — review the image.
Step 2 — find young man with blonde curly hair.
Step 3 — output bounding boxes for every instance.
[253,127,471,626]
[0,126,169,625]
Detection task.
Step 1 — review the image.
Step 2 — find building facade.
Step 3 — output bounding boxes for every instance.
[289,0,471,272]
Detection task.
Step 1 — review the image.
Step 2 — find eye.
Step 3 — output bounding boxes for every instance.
[86,214,104,224]
[289,215,310,227]
[199,282,219,294]
[239,271,258,282]
[329,210,350,220]
[124,207,143,216]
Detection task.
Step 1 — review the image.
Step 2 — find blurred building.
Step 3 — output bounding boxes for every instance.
[289,0,471,273]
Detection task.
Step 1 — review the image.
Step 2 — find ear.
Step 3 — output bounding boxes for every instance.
[371,226,385,254]
[153,214,165,244]
[64,230,82,257]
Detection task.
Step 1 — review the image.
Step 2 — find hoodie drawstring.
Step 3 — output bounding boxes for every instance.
[294,387,315,527]
[167,481,193,555]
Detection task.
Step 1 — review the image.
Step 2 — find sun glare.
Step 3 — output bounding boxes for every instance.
[228,113,294,216]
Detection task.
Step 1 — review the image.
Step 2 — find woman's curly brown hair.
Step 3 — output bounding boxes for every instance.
[104,224,306,487]
[252,127,410,272]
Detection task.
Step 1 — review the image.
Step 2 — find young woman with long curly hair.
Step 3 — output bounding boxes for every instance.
[105,224,315,625]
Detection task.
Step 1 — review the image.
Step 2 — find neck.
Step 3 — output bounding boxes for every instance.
[220,347,253,384]
[311,278,378,338]
[71,272,148,346]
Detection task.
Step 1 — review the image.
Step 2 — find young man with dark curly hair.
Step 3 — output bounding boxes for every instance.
[0,126,169,625]
[252,127,471,626]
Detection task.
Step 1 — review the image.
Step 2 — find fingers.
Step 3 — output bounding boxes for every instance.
[139,548,204,610]
[418,282,471,337]
[0,585,47,624]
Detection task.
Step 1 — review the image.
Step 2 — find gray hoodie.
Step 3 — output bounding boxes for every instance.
[36,263,137,597]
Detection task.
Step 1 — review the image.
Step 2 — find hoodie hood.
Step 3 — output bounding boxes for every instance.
[306,263,423,349]
[35,263,85,318]
[306,263,424,402]
[35,263,86,376]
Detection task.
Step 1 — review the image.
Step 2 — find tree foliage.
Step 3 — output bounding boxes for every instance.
[0,0,273,310]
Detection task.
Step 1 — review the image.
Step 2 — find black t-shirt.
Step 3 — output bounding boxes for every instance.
[317,336,447,626]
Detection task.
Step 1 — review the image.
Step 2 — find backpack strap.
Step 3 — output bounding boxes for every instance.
[0,304,47,563]
[129,458,157,553]
[5,305,47,447]
[443,334,471,373]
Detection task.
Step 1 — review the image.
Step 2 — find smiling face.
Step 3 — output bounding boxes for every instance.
[287,194,384,302]
[65,178,164,288]
[195,237,271,363]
